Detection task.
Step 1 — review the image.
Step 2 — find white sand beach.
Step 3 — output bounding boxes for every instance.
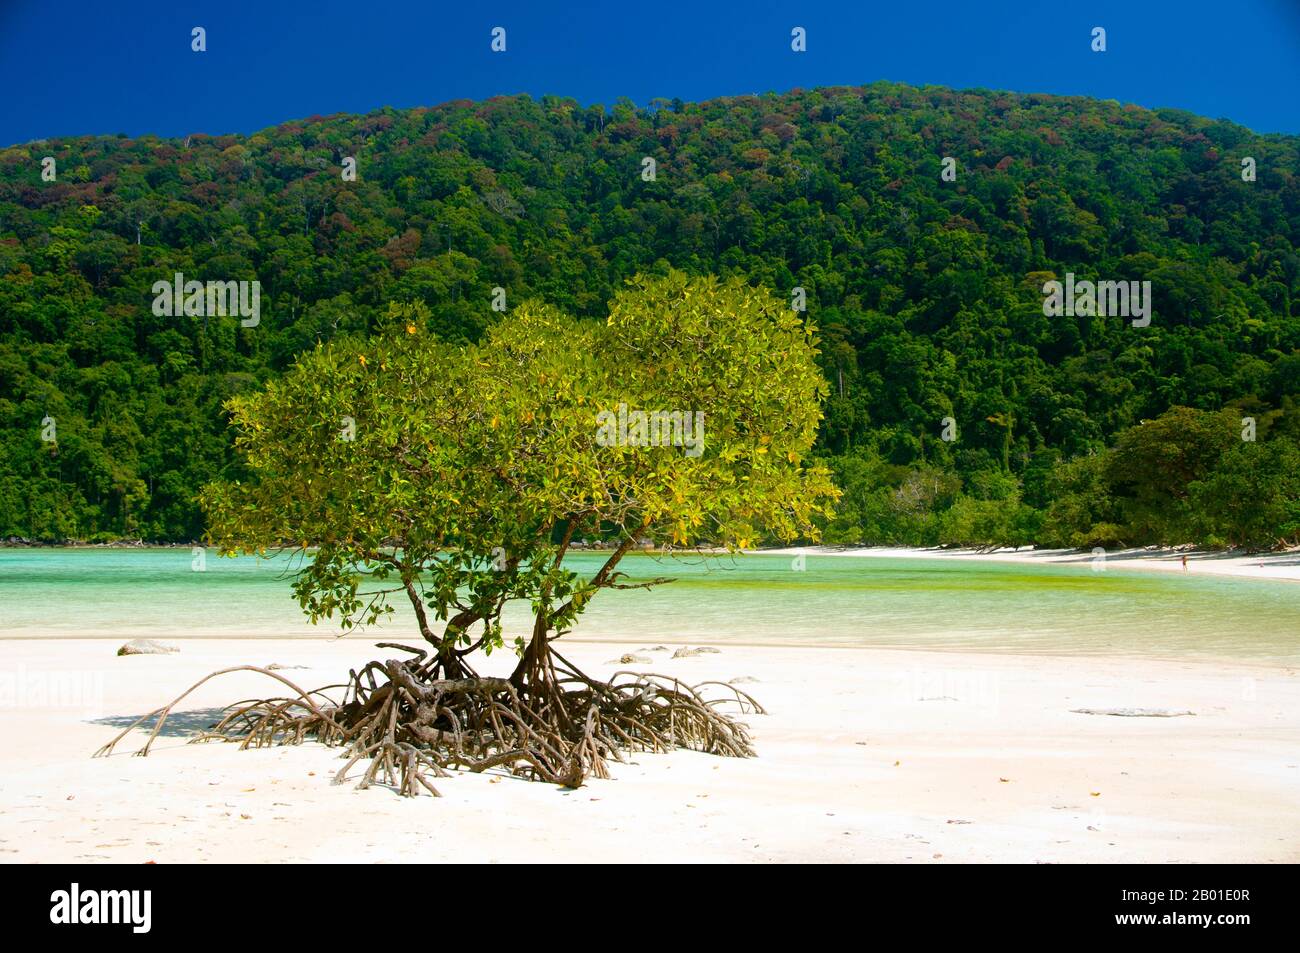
[764,545,1300,582]
[1,637,1296,863]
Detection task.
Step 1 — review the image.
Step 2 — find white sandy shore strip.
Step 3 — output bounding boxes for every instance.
[762,545,1300,581]
[1,638,1296,863]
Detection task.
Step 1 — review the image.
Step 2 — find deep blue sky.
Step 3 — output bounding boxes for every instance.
[3,0,1299,145]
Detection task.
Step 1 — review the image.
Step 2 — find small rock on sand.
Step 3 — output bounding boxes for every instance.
[639,646,670,653]
[672,646,721,658]
[266,663,309,670]
[731,676,760,684]
[609,654,652,665]
[116,639,179,656]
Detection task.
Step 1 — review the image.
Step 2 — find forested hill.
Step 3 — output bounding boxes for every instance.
[3,82,1300,547]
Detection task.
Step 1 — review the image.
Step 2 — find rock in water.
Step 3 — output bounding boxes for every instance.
[117,639,180,656]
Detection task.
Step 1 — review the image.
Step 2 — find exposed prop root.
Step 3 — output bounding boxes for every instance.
[94,653,763,797]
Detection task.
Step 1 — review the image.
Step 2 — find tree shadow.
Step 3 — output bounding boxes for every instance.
[89,707,228,738]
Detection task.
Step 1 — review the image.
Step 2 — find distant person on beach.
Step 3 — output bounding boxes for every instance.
[1182,555,1188,572]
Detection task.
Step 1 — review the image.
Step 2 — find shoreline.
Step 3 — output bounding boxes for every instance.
[0,632,1292,673]
[762,544,1300,582]
[9,540,1300,584]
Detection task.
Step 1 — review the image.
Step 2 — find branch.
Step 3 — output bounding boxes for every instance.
[548,519,650,628]
[606,573,676,591]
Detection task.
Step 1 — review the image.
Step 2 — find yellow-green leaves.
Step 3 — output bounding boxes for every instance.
[201,271,838,645]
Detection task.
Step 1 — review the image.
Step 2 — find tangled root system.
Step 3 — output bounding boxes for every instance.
[95,644,763,796]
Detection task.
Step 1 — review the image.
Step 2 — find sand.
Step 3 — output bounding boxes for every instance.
[1,637,1296,863]
[764,544,1300,582]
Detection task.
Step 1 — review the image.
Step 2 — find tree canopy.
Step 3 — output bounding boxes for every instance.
[202,271,836,670]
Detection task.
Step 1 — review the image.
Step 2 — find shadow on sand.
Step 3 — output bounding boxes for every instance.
[89,707,228,739]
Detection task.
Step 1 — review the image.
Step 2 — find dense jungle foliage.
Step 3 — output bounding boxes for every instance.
[3,82,1300,547]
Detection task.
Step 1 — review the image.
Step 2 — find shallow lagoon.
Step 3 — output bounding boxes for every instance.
[1,549,1297,661]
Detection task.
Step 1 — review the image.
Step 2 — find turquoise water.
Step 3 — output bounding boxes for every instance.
[1,549,1298,661]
